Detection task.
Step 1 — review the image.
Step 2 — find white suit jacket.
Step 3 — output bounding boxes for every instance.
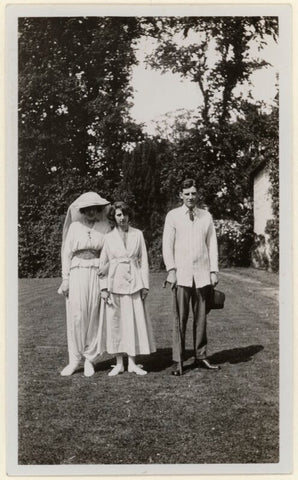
[99,226,149,294]
[162,205,218,288]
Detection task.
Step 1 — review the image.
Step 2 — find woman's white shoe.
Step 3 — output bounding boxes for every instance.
[128,364,147,375]
[60,363,79,376]
[84,359,95,377]
[108,364,124,376]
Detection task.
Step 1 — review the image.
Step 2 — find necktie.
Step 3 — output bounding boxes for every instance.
[189,209,194,221]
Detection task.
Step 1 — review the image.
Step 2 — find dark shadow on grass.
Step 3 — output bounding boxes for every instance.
[91,349,193,374]
[84,346,263,374]
[136,348,194,373]
[208,344,264,365]
[94,358,116,372]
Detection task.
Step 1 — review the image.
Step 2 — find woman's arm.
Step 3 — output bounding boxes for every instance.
[59,223,74,296]
[98,239,110,290]
[61,224,74,280]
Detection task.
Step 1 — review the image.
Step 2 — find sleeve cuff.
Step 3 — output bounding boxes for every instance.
[166,265,176,272]
[100,278,108,290]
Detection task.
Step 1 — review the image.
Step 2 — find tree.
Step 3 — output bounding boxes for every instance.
[18,16,280,275]
[146,17,278,223]
[18,17,144,276]
[18,17,144,181]
[115,138,171,269]
[148,17,278,127]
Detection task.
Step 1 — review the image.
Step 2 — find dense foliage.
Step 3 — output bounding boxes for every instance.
[266,105,279,272]
[146,16,278,269]
[19,17,144,276]
[250,102,279,271]
[18,16,279,276]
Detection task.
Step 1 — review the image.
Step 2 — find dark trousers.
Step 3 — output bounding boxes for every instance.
[172,283,208,362]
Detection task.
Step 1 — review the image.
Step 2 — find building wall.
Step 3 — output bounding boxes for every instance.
[252,167,273,269]
[254,168,273,235]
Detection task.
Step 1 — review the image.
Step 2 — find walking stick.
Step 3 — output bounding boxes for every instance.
[163,280,183,375]
[173,285,183,375]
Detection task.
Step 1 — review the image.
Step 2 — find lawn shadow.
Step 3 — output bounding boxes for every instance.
[208,344,264,365]
[138,348,194,373]
[89,346,263,373]
[94,358,116,373]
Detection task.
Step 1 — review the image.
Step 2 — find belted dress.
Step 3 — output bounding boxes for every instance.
[60,220,110,364]
[97,226,156,356]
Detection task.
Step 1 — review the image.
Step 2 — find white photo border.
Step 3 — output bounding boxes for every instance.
[5,2,293,478]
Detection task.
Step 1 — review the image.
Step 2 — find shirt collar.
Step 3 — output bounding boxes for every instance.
[181,204,198,214]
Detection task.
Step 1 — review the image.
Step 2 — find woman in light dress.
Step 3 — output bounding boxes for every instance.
[58,192,110,377]
[98,201,156,376]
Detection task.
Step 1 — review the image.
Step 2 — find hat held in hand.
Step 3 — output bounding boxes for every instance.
[206,286,225,314]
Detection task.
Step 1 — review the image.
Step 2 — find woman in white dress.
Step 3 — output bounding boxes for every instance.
[98,202,156,376]
[58,192,110,377]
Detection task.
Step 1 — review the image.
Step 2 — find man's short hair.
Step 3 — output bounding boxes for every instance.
[181,178,197,191]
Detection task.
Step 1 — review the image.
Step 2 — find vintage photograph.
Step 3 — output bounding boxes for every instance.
[6,3,292,477]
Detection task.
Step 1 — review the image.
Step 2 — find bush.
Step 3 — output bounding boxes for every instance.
[251,234,270,270]
[19,219,62,278]
[148,236,165,272]
[18,172,113,278]
[214,219,254,267]
[265,219,279,272]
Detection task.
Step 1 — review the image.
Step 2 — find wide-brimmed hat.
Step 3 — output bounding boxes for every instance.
[60,192,110,259]
[71,191,110,209]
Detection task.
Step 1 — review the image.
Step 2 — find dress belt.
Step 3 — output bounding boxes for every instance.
[72,249,101,260]
[110,257,138,266]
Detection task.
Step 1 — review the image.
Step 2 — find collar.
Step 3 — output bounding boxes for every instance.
[181,204,198,214]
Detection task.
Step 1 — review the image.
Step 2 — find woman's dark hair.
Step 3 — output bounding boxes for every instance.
[108,201,133,226]
[180,178,197,191]
[79,205,104,215]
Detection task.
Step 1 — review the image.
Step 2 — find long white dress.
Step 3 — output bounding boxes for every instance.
[61,220,110,364]
[98,227,156,356]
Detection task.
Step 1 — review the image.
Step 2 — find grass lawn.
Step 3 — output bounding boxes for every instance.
[18,269,279,465]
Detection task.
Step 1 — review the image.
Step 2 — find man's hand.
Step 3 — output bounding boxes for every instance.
[100,289,111,305]
[210,272,218,287]
[61,279,69,298]
[166,269,177,289]
[141,288,149,301]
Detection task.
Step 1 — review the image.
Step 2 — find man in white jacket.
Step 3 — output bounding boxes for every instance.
[162,178,220,375]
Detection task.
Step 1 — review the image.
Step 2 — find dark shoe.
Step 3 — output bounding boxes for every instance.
[171,363,183,376]
[194,359,220,370]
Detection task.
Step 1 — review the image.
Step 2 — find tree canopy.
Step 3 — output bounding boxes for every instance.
[146,17,278,223]
[18,16,279,276]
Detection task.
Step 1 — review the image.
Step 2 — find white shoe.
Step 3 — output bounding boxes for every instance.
[60,363,79,376]
[84,359,95,377]
[108,364,124,376]
[128,364,147,375]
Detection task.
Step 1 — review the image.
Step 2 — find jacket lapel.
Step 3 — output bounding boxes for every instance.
[112,228,127,256]
[125,227,137,256]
